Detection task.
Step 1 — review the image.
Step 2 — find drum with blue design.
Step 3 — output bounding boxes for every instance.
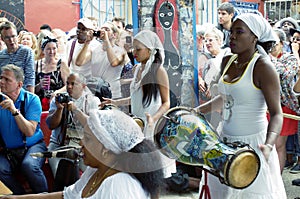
[154,106,260,189]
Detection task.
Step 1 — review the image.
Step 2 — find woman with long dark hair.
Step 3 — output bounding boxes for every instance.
[101,29,175,178]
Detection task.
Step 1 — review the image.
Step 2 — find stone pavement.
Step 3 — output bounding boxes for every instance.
[160,168,300,199]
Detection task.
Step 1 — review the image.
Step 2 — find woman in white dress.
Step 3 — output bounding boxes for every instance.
[194,13,286,199]
[2,108,164,199]
[101,30,176,177]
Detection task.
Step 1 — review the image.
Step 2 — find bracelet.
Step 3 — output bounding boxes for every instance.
[266,143,273,150]
[268,131,278,136]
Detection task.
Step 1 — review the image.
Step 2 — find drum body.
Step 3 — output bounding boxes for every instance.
[154,107,260,189]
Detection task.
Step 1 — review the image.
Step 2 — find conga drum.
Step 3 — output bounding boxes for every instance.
[100,104,145,130]
[154,106,261,189]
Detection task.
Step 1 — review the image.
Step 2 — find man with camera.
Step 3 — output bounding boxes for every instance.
[0,64,48,194]
[75,21,126,99]
[46,72,100,191]
[66,18,100,79]
[66,18,112,101]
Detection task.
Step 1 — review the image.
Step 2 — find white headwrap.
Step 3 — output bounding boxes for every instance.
[87,109,145,154]
[133,30,165,81]
[235,13,278,55]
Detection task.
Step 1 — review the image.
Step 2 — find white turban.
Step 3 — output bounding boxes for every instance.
[133,30,165,82]
[235,13,278,55]
[87,109,145,154]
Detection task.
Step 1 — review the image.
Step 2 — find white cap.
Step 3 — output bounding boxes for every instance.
[77,18,94,30]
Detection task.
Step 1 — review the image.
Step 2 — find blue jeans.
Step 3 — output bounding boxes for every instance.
[286,121,300,157]
[0,141,48,194]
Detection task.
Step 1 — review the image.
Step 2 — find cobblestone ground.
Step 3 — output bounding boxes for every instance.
[160,168,300,199]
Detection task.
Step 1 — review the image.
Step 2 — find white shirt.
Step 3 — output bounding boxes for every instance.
[66,38,101,79]
[91,44,124,99]
[63,167,150,199]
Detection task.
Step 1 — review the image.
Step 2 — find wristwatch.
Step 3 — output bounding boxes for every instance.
[12,109,20,116]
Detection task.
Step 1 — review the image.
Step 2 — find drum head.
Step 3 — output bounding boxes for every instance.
[154,106,219,165]
[224,149,260,189]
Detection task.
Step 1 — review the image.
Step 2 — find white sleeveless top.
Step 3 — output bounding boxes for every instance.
[218,52,268,136]
[130,64,176,178]
[130,63,162,127]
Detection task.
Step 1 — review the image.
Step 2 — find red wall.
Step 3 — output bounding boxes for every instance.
[24,0,80,34]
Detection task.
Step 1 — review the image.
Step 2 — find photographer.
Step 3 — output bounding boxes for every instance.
[0,64,48,194]
[66,18,99,79]
[46,72,100,191]
[76,21,126,99]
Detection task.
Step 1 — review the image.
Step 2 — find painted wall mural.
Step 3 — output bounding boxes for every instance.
[139,0,197,108]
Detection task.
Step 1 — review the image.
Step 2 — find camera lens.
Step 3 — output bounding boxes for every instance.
[93,30,101,37]
[56,93,70,103]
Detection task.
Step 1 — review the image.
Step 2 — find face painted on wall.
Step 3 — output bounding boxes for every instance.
[158,2,175,29]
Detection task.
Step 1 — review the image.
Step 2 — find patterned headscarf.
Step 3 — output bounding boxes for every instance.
[41,36,57,51]
[87,109,145,154]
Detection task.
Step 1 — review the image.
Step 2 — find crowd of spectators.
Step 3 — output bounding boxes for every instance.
[0,2,300,198]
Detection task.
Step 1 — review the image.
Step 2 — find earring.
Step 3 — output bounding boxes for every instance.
[102,150,108,158]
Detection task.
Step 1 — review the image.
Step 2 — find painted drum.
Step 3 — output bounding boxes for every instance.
[154,106,260,189]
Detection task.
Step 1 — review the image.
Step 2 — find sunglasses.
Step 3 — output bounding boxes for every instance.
[293,37,300,42]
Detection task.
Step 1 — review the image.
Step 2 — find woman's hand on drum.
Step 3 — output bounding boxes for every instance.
[99,97,115,109]
[145,112,154,127]
[259,144,272,162]
[144,113,155,138]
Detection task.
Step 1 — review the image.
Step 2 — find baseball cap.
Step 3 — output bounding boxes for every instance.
[77,18,94,30]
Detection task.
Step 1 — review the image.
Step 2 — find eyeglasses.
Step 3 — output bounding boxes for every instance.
[3,35,17,41]
[270,42,280,51]
[204,38,216,43]
[293,37,300,42]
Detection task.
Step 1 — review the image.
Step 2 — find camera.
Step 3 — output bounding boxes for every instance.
[93,30,101,37]
[56,93,71,103]
[125,36,132,43]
